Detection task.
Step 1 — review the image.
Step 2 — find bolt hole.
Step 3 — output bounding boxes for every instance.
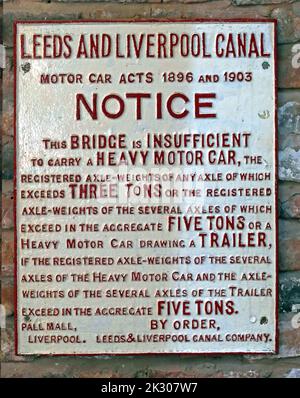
[260,316,268,325]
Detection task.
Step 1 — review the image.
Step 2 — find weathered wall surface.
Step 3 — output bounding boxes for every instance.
[1,0,300,378]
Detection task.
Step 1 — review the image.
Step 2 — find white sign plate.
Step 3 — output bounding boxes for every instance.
[15,21,277,355]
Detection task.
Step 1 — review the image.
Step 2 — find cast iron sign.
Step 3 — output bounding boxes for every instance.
[15,20,277,355]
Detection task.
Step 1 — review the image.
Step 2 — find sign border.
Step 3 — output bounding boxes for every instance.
[13,19,278,357]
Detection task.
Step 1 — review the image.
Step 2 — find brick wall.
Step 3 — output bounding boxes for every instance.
[1,0,300,378]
